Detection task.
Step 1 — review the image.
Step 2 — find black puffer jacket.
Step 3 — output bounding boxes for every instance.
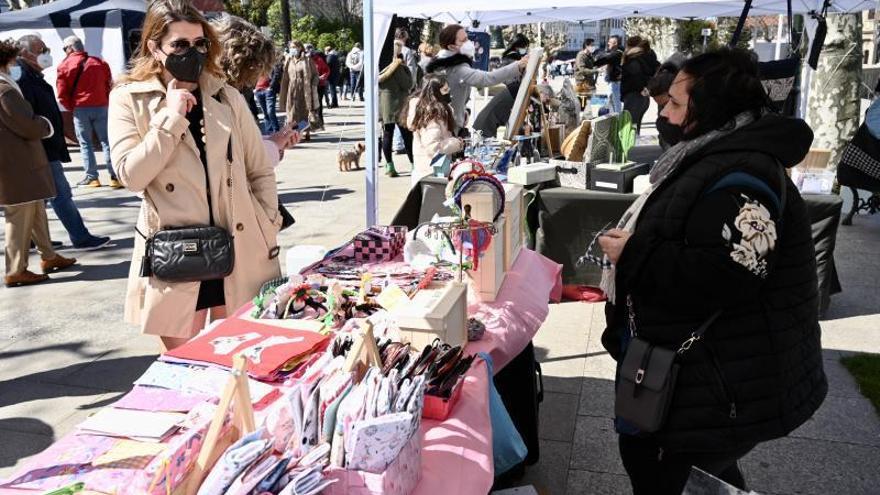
[602,114,827,453]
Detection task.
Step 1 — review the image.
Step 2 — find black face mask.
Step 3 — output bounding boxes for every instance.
[163,47,206,83]
[439,93,452,104]
[656,116,683,147]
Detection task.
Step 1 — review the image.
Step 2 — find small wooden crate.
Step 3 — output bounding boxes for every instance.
[391,282,468,349]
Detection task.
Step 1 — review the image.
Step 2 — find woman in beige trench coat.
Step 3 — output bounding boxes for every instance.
[109,0,281,350]
[279,40,322,140]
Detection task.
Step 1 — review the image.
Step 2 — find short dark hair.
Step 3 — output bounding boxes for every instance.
[583,38,594,49]
[439,24,463,51]
[0,39,19,67]
[609,35,621,45]
[647,62,679,97]
[678,48,771,139]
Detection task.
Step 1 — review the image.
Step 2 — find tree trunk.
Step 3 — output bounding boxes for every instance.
[806,13,863,170]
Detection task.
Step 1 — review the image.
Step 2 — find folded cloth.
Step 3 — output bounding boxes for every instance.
[278,464,335,495]
[561,284,607,302]
[197,428,270,495]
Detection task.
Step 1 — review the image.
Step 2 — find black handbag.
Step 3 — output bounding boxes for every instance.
[137,139,236,283]
[279,202,295,231]
[615,296,722,433]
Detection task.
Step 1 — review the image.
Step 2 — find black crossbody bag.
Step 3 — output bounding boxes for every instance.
[136,139,235,283]
[615,165,787,433]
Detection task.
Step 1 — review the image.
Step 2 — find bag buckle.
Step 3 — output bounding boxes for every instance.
[677,333,701,354]
[635,368,645,384]
[183,242,199,253]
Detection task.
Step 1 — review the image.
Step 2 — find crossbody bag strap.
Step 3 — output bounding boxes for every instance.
[68,57,89,106]
[676,309,723,355]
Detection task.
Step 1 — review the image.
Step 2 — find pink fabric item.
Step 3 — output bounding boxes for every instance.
[324,430,422,495]
[113,385,213,412]
[411,359,493,495]
[467,249,562,371]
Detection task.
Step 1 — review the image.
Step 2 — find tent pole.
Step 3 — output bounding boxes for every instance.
[364,0,378,227]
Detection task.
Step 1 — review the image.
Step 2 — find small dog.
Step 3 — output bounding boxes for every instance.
[337,142,366,171]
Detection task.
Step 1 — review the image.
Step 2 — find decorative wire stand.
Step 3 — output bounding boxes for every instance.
[416,219,498,283]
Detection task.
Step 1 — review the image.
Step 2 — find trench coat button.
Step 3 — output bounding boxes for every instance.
[165,183,175,192]
[236,223,244,232]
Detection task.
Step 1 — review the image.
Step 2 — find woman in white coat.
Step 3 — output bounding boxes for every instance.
[405,73,464,186]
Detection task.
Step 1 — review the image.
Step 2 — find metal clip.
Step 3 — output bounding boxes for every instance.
[677,333,701,354]
[635,368,645,384]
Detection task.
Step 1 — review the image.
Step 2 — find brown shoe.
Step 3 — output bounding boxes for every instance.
[40,255,77,274]
[5,270,49,287]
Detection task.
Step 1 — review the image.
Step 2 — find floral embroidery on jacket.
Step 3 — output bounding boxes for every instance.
[726,195,777,278]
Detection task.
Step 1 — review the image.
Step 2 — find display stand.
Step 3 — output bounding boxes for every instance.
[178,354,255,495]
[344,321,383,381]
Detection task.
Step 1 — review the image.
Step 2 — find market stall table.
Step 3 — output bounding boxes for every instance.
[0,249,562,495]
[533,186,844,315]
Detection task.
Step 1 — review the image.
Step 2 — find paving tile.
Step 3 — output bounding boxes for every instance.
[741,437,880,495]
[0,381,110,435]
[539,359,586,396]
[824,355,874,398]
[582,352,617,381]
[57,353,157,392]
[540,392,580,442]
[789,394,880,447]
[578,378,615,419]
[569,416,626,475]
[517,440,572,495]
[565,469,632,495]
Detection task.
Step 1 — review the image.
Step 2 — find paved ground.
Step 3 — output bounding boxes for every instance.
[1,98,879,494]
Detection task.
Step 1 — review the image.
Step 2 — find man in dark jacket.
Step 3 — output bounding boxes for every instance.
[324,45,340,108]
[17,35,111,251]
[56,36,118,188]
[594,35,623,112]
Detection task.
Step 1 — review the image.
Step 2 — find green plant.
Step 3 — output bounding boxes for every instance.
[615,111,636,163]
[678,19,721,55]
[841,354,880,416]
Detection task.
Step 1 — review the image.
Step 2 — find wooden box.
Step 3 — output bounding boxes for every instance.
[502,183,524,271]
[464,217,507,302]
[391,282,468,349]
[508,162,558,185]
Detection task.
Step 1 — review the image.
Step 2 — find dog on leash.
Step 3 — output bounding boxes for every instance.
[337,142,366,171]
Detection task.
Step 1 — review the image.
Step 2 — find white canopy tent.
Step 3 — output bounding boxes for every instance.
[358,0,870,225]
[0,0,146,94]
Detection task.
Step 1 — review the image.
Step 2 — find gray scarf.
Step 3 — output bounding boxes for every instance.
[600,111,758,304]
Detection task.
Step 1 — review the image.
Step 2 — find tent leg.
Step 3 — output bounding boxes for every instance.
[364,0,378,227]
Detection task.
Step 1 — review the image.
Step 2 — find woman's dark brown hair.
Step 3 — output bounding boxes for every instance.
[438,24,464,51]
[0,39,20,67]
[119,0,223,84]
[678,48,771,139]
[404,73,455,132]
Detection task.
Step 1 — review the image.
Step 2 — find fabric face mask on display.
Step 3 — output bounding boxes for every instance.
[459,40,476,59]
[37,53,53,69]
[163,47,206,83]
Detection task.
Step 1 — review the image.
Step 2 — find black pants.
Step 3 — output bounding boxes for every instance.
[622,92,650,135]
[618,434,755,495]
[381,122,413,164]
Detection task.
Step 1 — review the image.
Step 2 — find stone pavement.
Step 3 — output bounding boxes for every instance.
[2,100,880,495]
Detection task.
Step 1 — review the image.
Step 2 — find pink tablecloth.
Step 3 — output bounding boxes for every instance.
[1,250,561,495]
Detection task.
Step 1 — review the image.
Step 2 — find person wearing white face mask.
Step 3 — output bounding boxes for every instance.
[0,39,78,287]
[425,24,528,134]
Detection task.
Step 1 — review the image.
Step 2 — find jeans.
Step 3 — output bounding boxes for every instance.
[608,81,622,113]
[381,122,413,164]
[349,71,364,100]
[326,84,338,107]
[254,89,279,134]
[623,92,650,135]
[48,159,93,245]
[73,106,115,180]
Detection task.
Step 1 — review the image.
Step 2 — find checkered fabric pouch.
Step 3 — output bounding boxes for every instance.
[842,141,880,181]
[353,226,409,262]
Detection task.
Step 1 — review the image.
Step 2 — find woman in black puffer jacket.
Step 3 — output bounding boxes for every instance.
[597,48,827,495]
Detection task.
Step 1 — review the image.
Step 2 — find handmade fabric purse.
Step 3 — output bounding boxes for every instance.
[615,302,722,432]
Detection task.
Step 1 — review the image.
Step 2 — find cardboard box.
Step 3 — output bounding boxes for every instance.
[508,162,558,185]
[391,282,468,349]
[553,158,590,190]
[590,162,650,193]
